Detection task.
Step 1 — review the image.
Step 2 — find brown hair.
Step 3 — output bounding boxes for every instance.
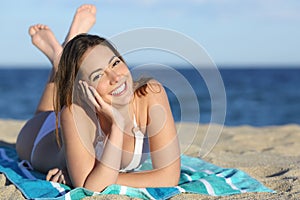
[54,34,151,146]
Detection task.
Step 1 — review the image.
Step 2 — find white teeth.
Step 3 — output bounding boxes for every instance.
[111,83,126,96]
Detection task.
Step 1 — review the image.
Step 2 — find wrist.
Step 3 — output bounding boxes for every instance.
[111,121,125,133]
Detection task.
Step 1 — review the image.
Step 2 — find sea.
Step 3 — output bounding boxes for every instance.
[0,66,299,127]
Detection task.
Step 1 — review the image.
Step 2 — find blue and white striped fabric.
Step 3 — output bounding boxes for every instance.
[0,146,274,200]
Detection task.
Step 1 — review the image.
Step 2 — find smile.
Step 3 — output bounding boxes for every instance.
[111,82,126,96]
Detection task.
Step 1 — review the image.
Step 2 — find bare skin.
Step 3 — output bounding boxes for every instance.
[29,24,62,71]
[16,4,97,179]
[17,4,181,189]
[28,4,97,113]
[28,25,61,117]
[64,4,97,46]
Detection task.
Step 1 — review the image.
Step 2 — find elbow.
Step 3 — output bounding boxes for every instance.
[69,176,105,192]
[72,180,84,189]
[83,177,109,193]
[169,170,180,186]
[163,161,181,187]
[81,164,120,192]
[83,183,107,193]
[168,159,181,186]
[174,172,180,185]
[83,173,117,192]
[161,170,180,187]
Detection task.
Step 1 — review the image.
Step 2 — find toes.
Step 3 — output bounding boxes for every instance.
[77,4,96,14]
[28,24,49,36]
[37,24,48,30]
[90,5,97,14]
[28,26,36,36]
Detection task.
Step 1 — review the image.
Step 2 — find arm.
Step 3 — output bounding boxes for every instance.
[61,105,124,192]
[116,81,181,187]
[61,81,180,191]
[61,81,130,191]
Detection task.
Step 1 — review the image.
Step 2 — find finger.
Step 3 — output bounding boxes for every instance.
[79,80,96,110]
[80,80,90,99]
[51,170,62,183]
[88,86,105,106]
[79,81,97,107]
[78,80,85,93]
[82,81,101,109]
[58,174,66,184]
[46,168,59,181]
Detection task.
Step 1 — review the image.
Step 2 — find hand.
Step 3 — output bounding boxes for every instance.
[78,80,112,116]
[77,80,97,111]
[46,168,70,185]
[79,80,125,128]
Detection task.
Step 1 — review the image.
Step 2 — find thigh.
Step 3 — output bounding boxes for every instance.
[16,111,53,162]
[31,129,63,173]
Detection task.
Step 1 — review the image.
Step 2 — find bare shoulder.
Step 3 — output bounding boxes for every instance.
[144,79,169,104]
[60,106,72,120]
[60,105,78,127]
[135,78,166,101]
[134,79,170,128]
[146,79,164,94]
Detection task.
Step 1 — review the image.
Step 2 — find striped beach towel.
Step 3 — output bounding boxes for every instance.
[0,146,274,199]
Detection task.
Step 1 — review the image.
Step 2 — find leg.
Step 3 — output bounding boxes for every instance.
[29,24,62,113]
[16,5,97,171]
[16,25,62,165]
[16,111,51,162]
[16,111,65,173]
[31,4,96,114]
[64,4,96,46]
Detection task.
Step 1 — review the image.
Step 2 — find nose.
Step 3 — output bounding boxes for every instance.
[106,68,120,85]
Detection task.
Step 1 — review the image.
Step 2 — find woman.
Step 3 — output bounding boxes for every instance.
[16,4,180,192]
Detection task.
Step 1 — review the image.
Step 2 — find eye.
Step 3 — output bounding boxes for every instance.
[112,59,121,67]
[92,74,103,82]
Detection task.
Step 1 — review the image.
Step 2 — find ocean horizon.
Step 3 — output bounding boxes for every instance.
[1,66,299,127]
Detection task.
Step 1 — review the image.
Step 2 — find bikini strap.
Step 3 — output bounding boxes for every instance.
[120,114,144,172]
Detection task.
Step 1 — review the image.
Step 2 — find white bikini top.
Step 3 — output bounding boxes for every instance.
[95,115,149,172]
[30,112,148,173]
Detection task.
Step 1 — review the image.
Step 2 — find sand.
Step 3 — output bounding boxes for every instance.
[0,119,299,200]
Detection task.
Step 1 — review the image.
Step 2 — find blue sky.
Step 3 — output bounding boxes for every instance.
[1,0,300,68]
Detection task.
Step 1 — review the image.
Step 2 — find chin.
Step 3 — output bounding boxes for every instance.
[111,94,133,107]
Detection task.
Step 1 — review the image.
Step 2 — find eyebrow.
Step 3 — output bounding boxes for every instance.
[108,55,118,64]
[88,56,118,80]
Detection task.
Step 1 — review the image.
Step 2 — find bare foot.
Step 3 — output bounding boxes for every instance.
[29,24,62,70]
[64,4,97,45]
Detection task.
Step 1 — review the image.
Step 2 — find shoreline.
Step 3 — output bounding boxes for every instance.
[0,119,299,199]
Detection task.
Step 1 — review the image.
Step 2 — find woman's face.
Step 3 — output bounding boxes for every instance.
[79,45,134,107]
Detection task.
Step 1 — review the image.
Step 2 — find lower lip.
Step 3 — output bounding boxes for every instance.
[111,82,127,97]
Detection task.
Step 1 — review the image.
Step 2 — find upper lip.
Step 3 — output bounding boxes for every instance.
[110,81,126,95]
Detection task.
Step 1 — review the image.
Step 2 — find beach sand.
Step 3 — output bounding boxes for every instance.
[0,119,299,199]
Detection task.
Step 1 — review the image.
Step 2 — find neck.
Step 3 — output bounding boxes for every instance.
[99,97,136,136]
[118,100,135,133]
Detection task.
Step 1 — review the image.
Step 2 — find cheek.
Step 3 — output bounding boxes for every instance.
[120,64,132,79]
[96,79,108,97]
